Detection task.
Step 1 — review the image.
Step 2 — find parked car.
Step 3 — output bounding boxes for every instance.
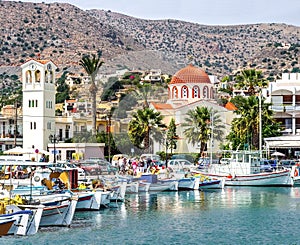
[278,160,296,169]
[80,159,118,175]
[260,160,274,172]
[47,161,86,180]
[140,154,164,167]
[167,159,195,172]
[171,154,195,163]
[111,154,129,167]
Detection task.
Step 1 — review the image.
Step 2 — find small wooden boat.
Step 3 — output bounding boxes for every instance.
[0,219,15,236]
[138,181,151,192]
[126,182,139,194]
[178,177,200,190]
[0,196,43,236]
[199,179,225,189]
[38,194,78,227]
[109,181,127,202]
[75,191,102,210]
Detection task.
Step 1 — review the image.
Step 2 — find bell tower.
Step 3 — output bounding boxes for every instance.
[21,59,57,152]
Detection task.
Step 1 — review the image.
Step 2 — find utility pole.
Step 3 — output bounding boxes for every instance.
[106,111,112,163]
[14,100,18,147]
[259,91,262,159]
[210,112,214,165]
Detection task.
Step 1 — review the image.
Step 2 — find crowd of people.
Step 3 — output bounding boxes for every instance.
[112,156,162,175]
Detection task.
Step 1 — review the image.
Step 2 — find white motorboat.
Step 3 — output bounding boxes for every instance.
[0,203,43,236]
[178,177,200,190]
[126,181,139,194]
[195,151,293,187]
[149,180,178,192]
[138,181,151,192]
[74,191,102,210]
[38,194,78,227]
[109,181,127,202]
[7,204,44,235]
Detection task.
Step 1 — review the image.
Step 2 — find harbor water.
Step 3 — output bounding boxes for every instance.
[2,187,300,245]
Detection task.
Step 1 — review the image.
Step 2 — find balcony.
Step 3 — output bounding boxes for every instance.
[270,104,300,112]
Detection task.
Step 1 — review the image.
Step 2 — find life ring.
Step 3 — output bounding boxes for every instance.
[294,169,299,177]
[34,176,40,182]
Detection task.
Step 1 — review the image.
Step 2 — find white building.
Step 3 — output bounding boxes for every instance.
[263,73,300,135]
[151,64,234,155]
[21,59,57,152]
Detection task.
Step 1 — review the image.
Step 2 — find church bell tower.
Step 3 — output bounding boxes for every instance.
[21,59,57,152]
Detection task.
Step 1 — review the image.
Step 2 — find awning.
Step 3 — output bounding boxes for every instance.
[264,136,300,149]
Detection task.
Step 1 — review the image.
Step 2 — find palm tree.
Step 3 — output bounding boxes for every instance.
[234,69,268,96]
[182,106,225,156]
[129,83,153,108]
[128,108,166,152]
[79,53,104,136]
[227,95,281,150]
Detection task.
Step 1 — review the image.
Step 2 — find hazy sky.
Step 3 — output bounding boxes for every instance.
[18,0,300,26]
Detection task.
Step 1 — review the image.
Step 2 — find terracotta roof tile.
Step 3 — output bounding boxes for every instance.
[170,64,211,84]
[152,102,173,110]
[225,101,237,111]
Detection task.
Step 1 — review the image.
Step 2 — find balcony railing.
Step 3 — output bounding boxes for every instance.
[270,104,300,112]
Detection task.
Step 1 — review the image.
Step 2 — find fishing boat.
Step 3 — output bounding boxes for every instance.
[126,181,139,194]
[0,218,15,236]
[198,178,225,189]
[74,191,102,210]
[194,151,293,187]
[138,181,151,192]
[290,165,300,186]
[39,194,78,227]
[0,207,32,236]
[0,201,43,236]
[94,189,111,207]
[178,177,200,190]
[109,180,127,202]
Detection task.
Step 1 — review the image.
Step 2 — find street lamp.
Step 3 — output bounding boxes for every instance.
[49,134,59,163]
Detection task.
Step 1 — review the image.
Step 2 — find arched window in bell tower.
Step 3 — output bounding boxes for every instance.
[172,87,178,99]
[181,86,188,98]
[35,70,41,83]
[25,70,32,83]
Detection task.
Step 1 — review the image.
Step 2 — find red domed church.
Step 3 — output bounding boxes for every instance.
[168,64,214,103]
[150,64,234,154]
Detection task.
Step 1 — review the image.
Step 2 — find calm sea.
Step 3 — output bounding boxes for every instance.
[2,187,300,245]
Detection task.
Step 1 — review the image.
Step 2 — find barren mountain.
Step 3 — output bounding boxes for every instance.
[0,1,300,81]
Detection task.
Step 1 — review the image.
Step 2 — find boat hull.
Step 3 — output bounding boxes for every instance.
[126,182,139,194]
[149,180,178,192]
[178,177,200,190]
[0,219,14,236]
[199,179,225,189]
[40,196,77,227]
[75,191,101,210]
[196,169,293,187]
[138,182,151,192]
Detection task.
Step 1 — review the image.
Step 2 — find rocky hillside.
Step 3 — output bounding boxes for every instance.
[89,10,300,80]
[0,1,141,69]
[0,1,300,81]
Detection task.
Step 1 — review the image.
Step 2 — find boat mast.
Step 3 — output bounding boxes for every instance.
[210,112,214,164]
[259,91,262,159]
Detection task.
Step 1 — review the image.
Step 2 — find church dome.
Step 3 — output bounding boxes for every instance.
[170,64,211,84]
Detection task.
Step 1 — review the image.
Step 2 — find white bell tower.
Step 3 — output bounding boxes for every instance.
[21,59,57,152]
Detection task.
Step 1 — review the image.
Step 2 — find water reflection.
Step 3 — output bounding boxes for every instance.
[124,187,299,212]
